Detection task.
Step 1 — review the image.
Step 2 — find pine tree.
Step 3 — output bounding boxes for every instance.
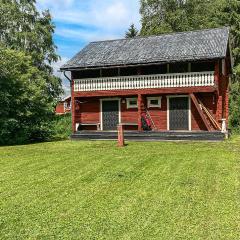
[125,24,139,38]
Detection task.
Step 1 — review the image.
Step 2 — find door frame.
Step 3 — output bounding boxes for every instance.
[167,95,191,131]
[100,98,121,131]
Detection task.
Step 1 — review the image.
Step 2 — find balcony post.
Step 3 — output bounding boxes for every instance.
[138,94,143,131]
[71,80,76,133]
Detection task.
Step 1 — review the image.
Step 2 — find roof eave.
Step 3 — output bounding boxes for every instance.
[60,57,224,71]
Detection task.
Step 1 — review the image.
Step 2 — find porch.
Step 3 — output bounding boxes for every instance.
[72,92,225,134]
[71,130,226,141]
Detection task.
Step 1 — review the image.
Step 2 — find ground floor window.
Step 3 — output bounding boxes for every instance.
[147,97,162,108]
[126,98,138,109]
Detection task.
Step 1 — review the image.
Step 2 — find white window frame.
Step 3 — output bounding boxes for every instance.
[147,97,162,108]
[126,98,138,109]
[63,101,68,112]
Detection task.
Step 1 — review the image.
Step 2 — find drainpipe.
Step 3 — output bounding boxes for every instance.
[63,71,76,133]
[63,71,71,83]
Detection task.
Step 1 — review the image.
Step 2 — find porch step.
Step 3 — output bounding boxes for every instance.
[71,131,226,141]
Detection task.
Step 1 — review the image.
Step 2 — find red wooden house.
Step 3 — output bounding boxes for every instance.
[60,27,232,141]
[55,96,71,115]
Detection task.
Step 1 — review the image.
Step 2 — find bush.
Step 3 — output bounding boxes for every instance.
[229,78,240,133]
[51,114,72,140]
[0,47,61,145]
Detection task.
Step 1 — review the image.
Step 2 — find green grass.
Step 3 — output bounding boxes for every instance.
[0,138,240,239]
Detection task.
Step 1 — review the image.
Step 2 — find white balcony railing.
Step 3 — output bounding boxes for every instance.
[74,71,215,92]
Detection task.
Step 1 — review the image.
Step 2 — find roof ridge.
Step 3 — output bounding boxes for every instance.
[60,26,230,70]
[90,26,230,44]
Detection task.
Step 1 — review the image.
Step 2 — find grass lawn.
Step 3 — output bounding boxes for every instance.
[0,138,240,239]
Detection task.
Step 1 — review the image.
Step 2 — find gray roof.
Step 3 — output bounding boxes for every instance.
[61,27,230,70]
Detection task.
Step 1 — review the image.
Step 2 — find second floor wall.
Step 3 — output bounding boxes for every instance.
[71,59,230,94]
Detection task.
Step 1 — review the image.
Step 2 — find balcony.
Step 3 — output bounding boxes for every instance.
[74,71,215,92]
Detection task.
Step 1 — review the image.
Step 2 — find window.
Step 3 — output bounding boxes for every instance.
[64,101,71,111]
[126,98,138,109]
[147,97,162,108]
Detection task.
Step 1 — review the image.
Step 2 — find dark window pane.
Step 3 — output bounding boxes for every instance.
[191,61,215,72]
[129,100,137,105]
[150,100,159,105]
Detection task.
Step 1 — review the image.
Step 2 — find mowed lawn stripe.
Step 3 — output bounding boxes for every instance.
[0,139,239,239]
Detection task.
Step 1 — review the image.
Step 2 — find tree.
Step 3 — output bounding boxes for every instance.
[0,0,58,66]
[0,46,56,144]
[125,24,139,38]
[140,0,219,35]
[0,0,62,144]
[140,0,240,131]
[216,0,240,131]
[0,0,62,97]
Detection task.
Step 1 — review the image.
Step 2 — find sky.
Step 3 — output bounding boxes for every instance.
[36,0,141,95]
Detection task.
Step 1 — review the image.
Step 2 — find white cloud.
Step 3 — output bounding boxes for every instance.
[37,0,75,9]
[37,0,141,34]
[36,0,141,95]
[51,57,71,96]
[55,28,120,42]
[51,57,69,77]
[90,1,136,30]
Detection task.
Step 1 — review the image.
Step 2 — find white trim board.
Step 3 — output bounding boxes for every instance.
[100,98,121,131]
[167,95,191,131]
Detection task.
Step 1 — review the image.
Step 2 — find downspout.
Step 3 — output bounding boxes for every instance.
[63,70,76,133]
[63,71,72,83]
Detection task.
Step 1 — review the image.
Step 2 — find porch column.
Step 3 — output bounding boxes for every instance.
[138,94,143,131]
[221,59,230,131]
[71,80,76,133]
[215,61,223,124]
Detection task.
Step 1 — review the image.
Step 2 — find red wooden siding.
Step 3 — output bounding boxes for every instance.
[55,98,71,115]
[55,102,65,115]
[191,93,216,130]
[76,98,100,122]
[120,97,138,123]
[73,93,218,131]
[147,96,167,130]
[71,59,230,132]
